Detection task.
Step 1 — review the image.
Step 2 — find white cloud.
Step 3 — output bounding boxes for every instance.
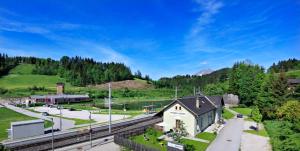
[191,0,224,36]
[200,61,208,65]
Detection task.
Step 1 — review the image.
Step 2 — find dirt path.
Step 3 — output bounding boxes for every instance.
[241,121,272,151]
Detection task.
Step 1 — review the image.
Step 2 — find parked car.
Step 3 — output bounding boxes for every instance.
[42,112,49,116]
[237,114,243,118]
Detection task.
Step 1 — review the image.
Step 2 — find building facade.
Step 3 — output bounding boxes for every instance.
[157,94,224,136]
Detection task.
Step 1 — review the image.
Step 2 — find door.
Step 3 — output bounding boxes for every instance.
[176,119,181,129]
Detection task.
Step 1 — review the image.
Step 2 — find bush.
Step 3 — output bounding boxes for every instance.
[0,88,8,94]
[264,120,300,151]
[184,144,195,151]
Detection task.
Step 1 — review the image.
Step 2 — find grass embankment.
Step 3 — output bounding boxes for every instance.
[230,107,252,116]
[196,132,217,142]
[58,116,96,125]
[0,107,52,141]
[222,108,235,119]
[244,129,269,137]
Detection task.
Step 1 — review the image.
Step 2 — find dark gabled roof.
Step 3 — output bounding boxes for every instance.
[177,96,216,116]
[207,96,224,108]
[156,94,222,117]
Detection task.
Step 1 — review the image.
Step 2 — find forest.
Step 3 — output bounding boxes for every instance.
[0,54,134,86]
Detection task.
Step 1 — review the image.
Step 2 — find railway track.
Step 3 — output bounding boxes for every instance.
[1,115,162,151]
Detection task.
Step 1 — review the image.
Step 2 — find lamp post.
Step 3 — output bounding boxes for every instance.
[51,117,54,151]
[108,83,112,134]
[89,111,92,148]
[59,106,62,131]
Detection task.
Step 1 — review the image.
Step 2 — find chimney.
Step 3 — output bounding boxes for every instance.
[196,95,200,108]
[56,82,65,95]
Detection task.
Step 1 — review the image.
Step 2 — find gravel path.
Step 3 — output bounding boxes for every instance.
[33,107,130,123]
[241,121,272,151]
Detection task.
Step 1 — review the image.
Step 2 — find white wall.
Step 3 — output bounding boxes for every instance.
[12,122,44,139]
[163,103,196,136]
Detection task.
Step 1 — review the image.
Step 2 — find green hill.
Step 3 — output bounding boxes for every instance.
[285,70,300,78]
[0,64,74,89]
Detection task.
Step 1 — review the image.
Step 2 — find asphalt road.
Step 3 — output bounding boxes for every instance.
[206,118,244,151]
[4,103,75,130]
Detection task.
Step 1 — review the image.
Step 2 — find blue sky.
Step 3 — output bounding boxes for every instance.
[0,0,299,79]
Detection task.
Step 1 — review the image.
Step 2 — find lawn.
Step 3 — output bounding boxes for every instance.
[230,107,252,116]
[131,128,212,151]
[181,139,209,151]
[0,107,52,141]
[49,114,96,125]
[131,128,167,151]
[222,108,235,119]
[244,129,269,137]
[196,132,216,142]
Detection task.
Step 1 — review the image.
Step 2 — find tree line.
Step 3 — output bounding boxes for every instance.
[0,54,136,86]
[268,58,300,73]
[154,68,229,92]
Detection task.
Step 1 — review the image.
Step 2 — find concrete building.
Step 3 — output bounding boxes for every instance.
[156,93,224,136]
[30,83,90,104]
[10,119,44,140]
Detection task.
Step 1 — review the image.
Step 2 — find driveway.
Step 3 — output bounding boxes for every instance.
[3,103,75,130]
[241,121,272,151]
[206,118,244,151]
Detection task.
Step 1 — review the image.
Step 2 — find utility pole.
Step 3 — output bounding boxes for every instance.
[108,83,112,133]
[175,86,178,100]
[89,111,92,148]
[59,106,62,130]
[51,118,54,151]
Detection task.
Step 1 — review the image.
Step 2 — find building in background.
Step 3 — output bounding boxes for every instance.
[30,83,90,104]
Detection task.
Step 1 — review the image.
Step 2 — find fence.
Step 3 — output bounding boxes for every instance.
[114,126,160,151]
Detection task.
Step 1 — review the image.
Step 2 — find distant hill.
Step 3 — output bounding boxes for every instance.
[195,69,214,76]
[268,58,300,73]
[89,78,153,89]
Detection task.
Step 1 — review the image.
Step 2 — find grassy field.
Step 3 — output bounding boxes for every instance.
[222,108,235,119]
[0,64,75,90]
[230,107,252,116]
[0,107,52,141]
[284,70,300,78]
[244,129,269,137]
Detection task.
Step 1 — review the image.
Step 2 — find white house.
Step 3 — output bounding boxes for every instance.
[156,93,224,136]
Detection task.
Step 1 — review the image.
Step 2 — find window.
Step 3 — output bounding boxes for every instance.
[179,106,181,110]
[175,106,178,110]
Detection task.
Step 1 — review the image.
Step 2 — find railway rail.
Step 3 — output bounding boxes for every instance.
[1,115,162,151]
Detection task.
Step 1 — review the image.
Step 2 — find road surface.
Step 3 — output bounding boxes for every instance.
[206,118,244,151]
[3,103,75,130]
